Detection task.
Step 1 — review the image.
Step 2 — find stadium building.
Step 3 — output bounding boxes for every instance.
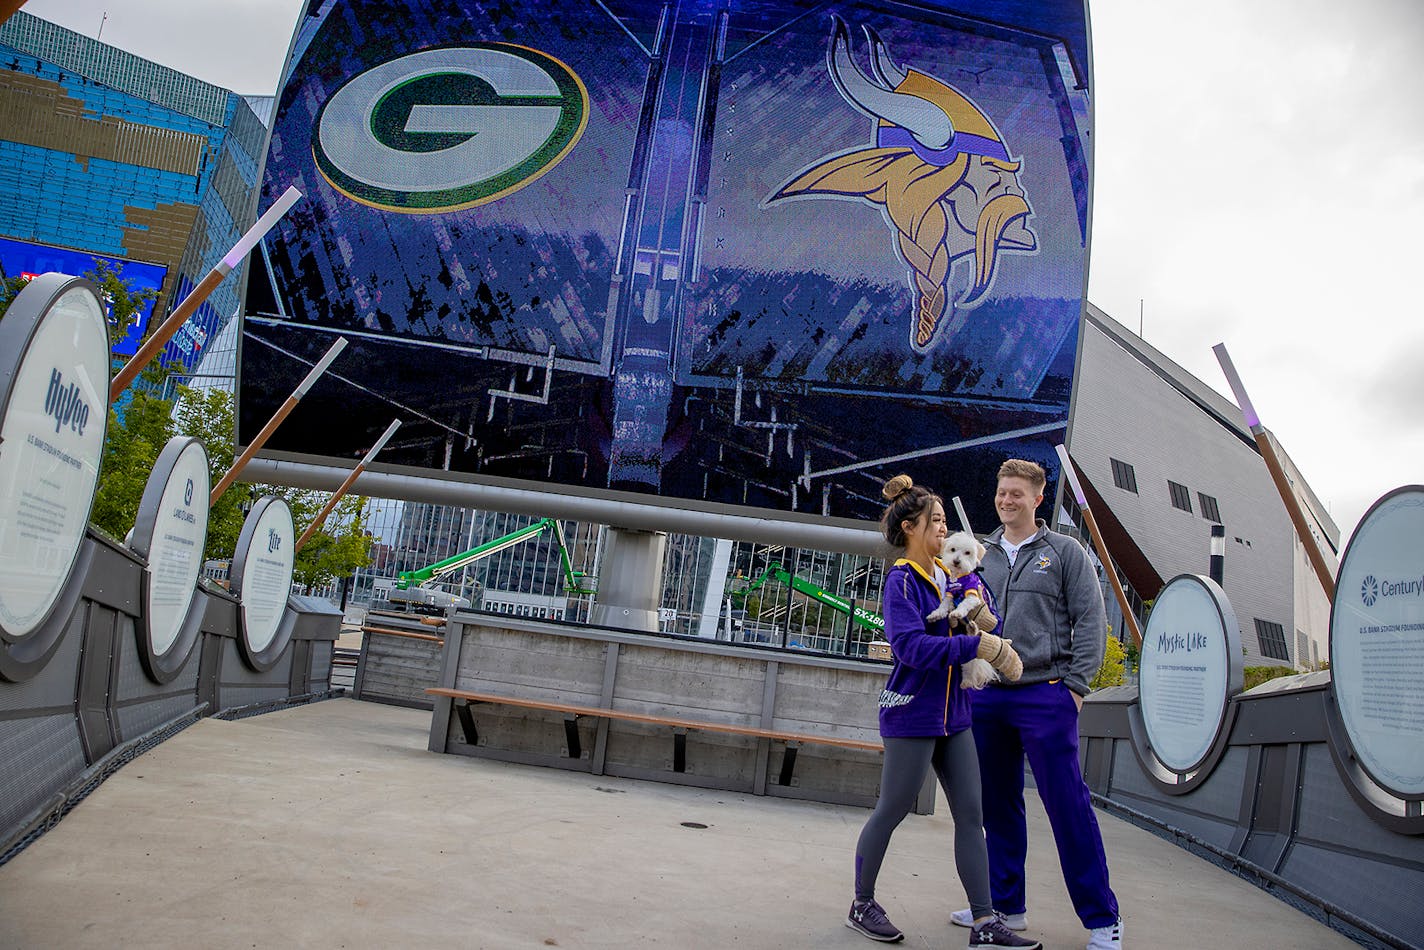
[0,8,1335,670]
[344,303,1338,671]
[0,10,265,377]
[1065,305,1337,668]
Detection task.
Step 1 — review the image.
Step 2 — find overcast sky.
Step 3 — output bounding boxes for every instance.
[17,0,1424,547]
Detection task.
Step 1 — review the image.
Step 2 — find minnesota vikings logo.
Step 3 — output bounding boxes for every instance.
[768,19,1038,350]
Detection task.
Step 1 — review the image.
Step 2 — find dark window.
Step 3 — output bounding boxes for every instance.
[1110,458,1137,493]
[1168,480,1193,513]
[1255,619,1290,661]
[1198,492,1221,522]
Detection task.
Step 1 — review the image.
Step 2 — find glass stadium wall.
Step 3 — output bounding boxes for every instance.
[0,11,264,383]
[349,498,891,659]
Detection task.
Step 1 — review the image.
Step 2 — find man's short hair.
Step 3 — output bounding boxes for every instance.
[998,458,1046,493]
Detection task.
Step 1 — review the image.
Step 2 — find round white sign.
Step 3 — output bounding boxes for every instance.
[0,282,109,640]
[1330,487,1424,799]
[1140,576,1234,773]
[142,440,210,655]
[237,497,295,654]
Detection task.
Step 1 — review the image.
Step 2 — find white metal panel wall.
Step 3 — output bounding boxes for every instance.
[1071,320,1296,665]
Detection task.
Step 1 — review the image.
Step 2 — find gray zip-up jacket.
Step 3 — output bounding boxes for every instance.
[980,520,1106,698]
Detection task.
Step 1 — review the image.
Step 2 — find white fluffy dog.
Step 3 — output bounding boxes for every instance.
[927,531,1000,689]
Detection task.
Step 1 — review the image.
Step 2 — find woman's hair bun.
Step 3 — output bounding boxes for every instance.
[882,474,914,501]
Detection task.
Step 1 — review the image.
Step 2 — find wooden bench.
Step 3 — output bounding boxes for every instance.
[361,624,443,643]
[426,686,882,787]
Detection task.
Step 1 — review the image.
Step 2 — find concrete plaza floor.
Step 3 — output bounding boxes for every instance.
[0,697,1360,949]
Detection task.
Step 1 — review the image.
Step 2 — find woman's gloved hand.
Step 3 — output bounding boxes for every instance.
[975,630,1023,681]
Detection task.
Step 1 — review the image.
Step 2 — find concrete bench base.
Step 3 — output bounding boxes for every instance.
[425,614,931,812]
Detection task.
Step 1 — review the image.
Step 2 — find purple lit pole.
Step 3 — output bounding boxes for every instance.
[110,187,302,402]
[1212,344,1336,600]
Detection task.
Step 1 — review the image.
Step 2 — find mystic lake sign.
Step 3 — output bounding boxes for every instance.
[1136,574,1243,783]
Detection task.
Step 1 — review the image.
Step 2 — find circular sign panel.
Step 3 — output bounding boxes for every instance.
[1330,486,1424,799]
[1139,574,1241,774]
[0,276,109,642]
[129,437,210,680]
[231,495,296,659]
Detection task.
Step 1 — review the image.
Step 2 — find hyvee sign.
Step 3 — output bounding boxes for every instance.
[0,275,109,657]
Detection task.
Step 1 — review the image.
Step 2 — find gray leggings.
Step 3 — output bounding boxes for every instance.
[854,730,993,918]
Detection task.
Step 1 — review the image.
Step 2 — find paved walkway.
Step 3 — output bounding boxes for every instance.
[0,698,1359,949]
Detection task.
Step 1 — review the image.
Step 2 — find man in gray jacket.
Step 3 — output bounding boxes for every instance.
[950,458,1123,949]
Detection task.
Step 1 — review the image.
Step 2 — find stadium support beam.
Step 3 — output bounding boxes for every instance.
[241,456,889,557]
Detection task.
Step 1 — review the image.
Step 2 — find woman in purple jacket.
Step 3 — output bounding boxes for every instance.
[846,475,1037,949]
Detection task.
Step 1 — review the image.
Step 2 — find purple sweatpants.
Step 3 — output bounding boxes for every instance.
[970,680,1119,929]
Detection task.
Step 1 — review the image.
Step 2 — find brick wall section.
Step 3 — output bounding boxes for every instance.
[0,73,204,176]
[122,201,200,315]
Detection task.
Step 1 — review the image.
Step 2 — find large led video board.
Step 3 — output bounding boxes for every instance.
[240,0,1091,532]
[0,237,167,357]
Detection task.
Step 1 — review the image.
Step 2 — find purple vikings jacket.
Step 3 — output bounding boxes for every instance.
[877,559,998,737]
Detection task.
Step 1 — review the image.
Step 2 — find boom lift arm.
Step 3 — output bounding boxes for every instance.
[396,517,597,595]
[730,563,883,634]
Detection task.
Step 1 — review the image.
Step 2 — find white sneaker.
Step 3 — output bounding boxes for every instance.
[1086,919,1122,949]
[950,908,1027,931]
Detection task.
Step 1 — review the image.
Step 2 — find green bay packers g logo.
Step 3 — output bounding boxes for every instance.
[314,44,588,213]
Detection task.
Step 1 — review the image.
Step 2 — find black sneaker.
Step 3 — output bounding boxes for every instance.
[846,898,905,942]
[969,915,1042,949]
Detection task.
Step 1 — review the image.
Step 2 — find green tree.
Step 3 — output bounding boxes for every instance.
[283,493,375,592]
[0,271,26,320]
[171,388,374,590]
[0,259,157,346]
[90,361,176,539]
[1091,630,1128,690]
[172,386,244,561]
[1122,636,1140,676]
[87,258,159,354]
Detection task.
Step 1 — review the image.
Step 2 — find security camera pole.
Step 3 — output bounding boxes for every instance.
[109,186,302,402]
[1212,343,1336,601]
[210,337,347,506]
[1055,444,1142,649]
[295,418,401,552]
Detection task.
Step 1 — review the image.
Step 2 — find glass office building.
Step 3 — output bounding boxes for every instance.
[0,11,264,374]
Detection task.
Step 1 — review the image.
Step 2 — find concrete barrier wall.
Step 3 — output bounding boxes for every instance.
[1080,678,1424,948]
[197,592,341,715]
[351,611,446,709]
[0,528,342,855]
[426,613,903,810]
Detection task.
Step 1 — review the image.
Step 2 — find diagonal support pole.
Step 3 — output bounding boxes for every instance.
[210,336,346,506]
[111,187,301,402]
[1056,444,1142,649]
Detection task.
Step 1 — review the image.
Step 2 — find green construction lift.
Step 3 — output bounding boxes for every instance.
[390,517,596,611]
[729,562,883,635]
